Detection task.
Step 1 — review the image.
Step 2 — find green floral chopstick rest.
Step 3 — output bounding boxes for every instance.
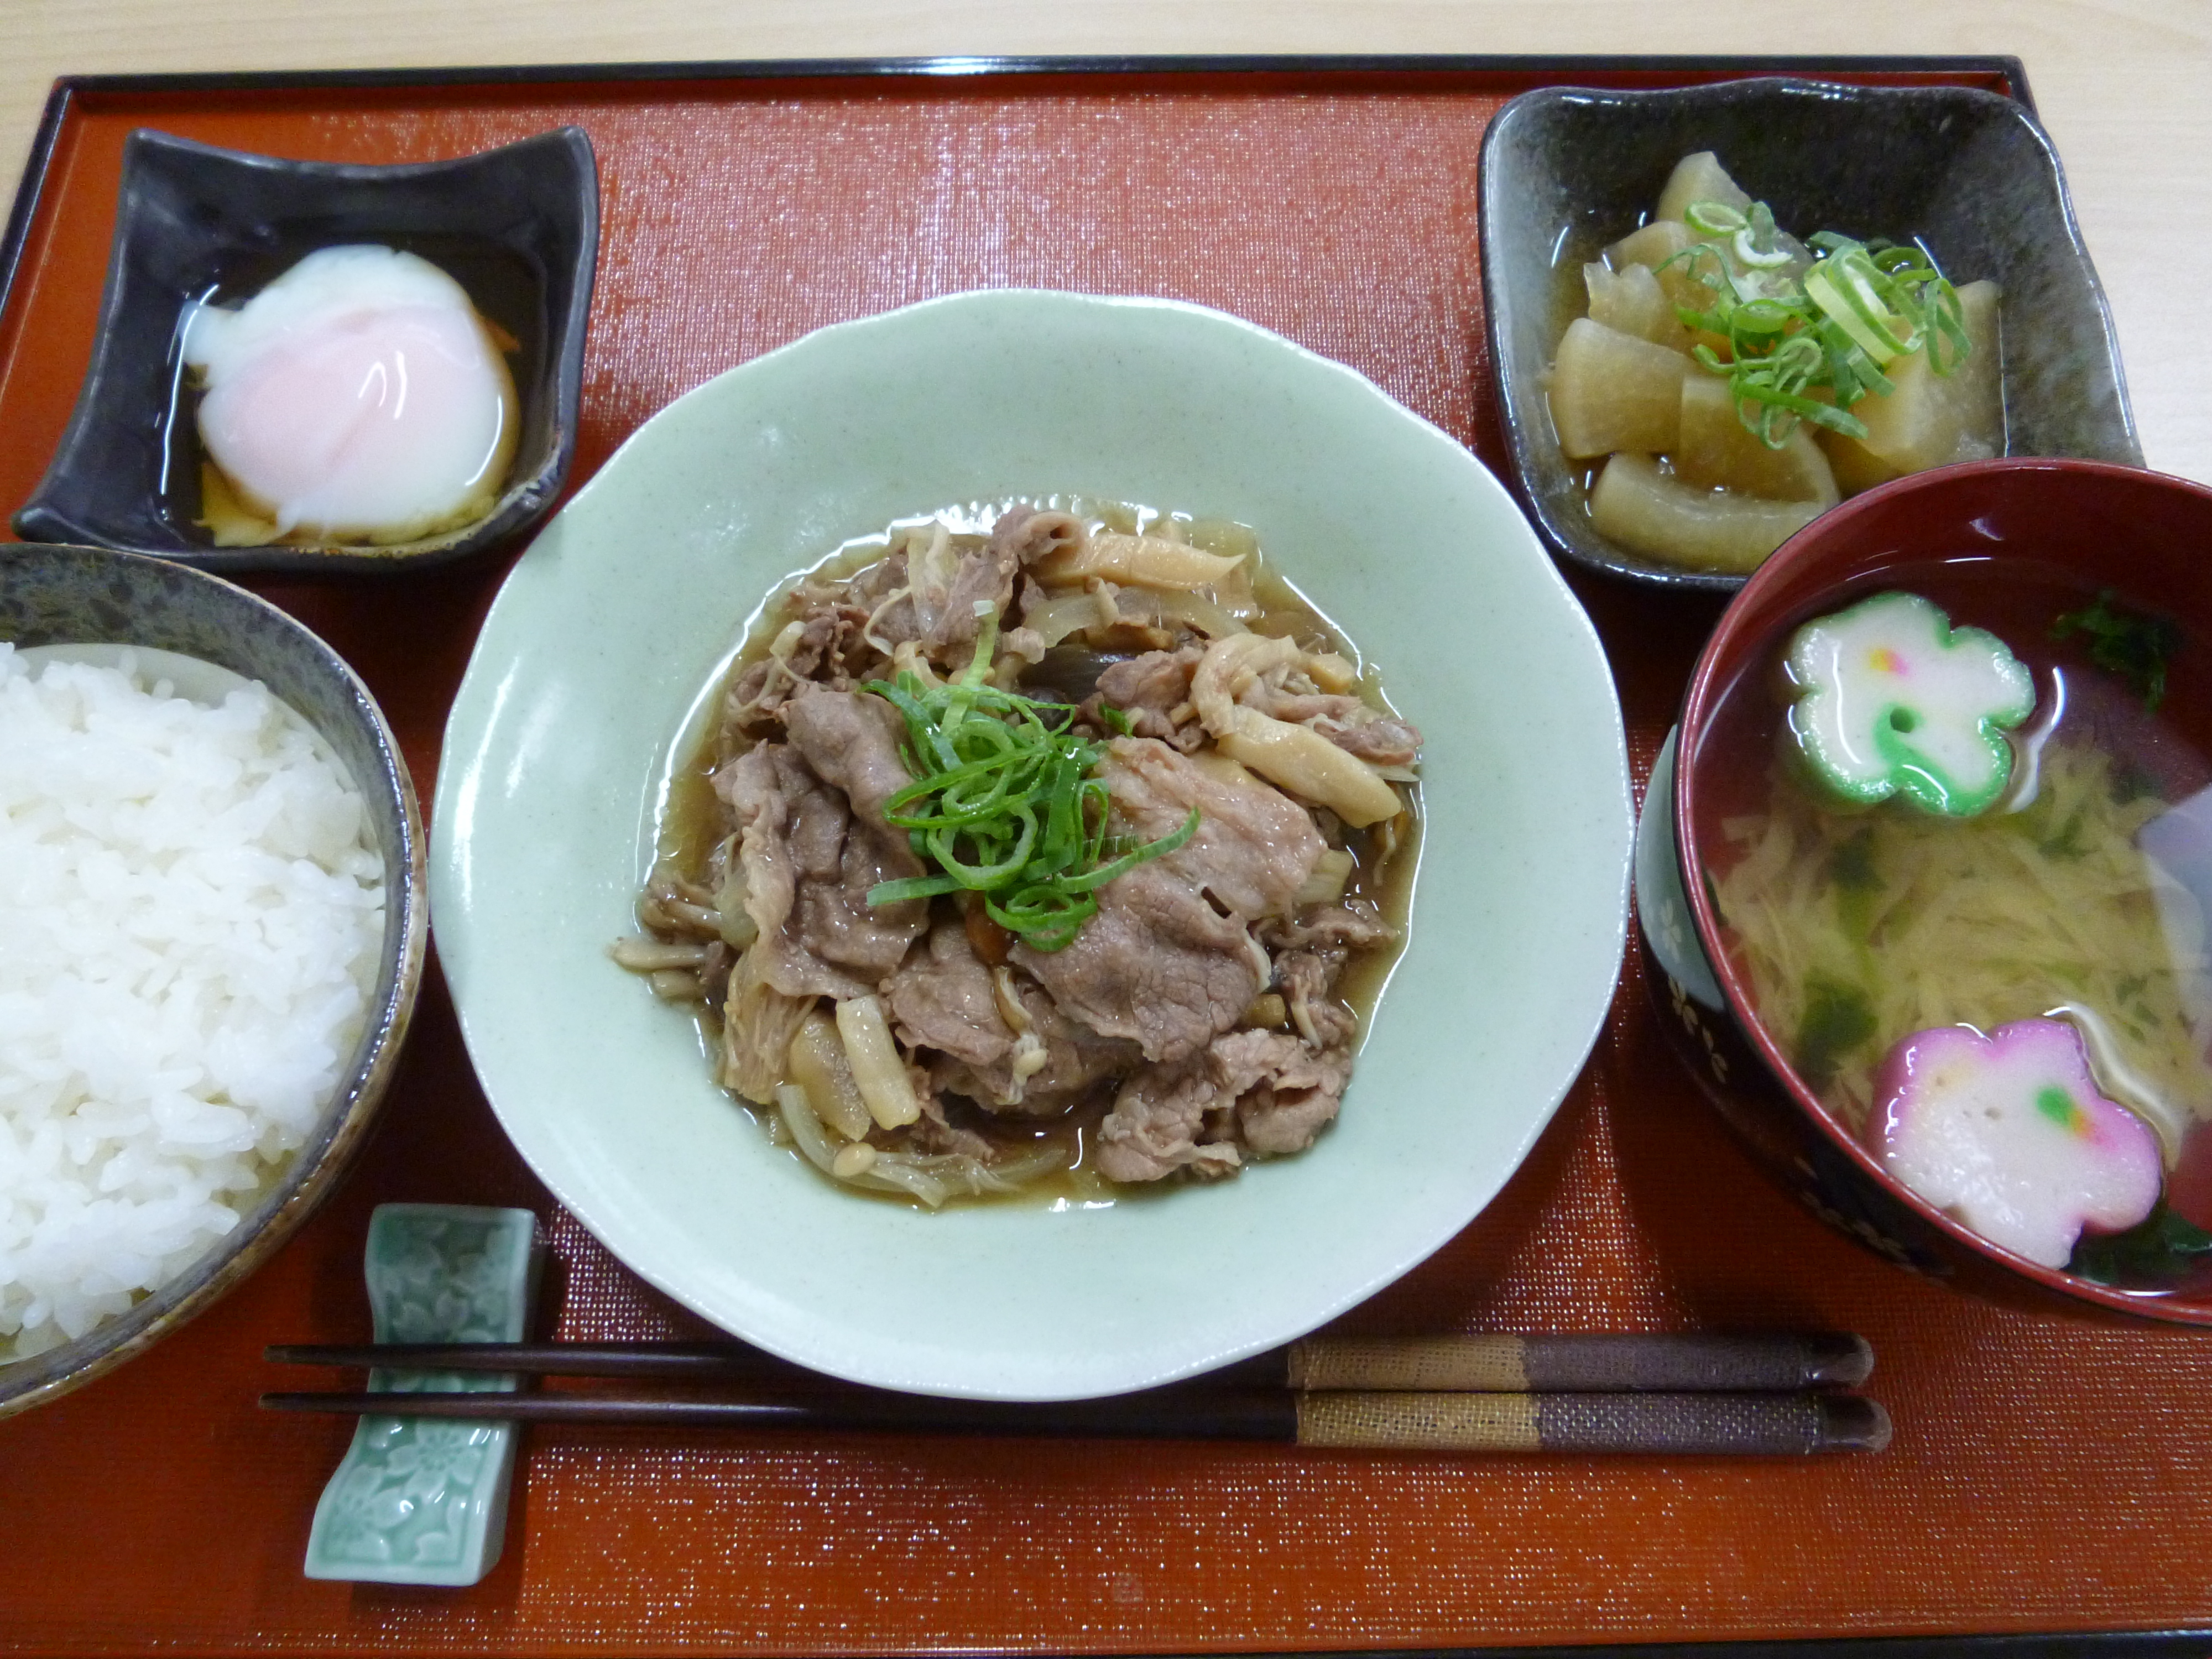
[304,1203,540,1586]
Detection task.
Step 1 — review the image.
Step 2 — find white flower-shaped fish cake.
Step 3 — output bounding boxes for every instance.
[1869,1016,2162,1268]
[1785,591,2034,816]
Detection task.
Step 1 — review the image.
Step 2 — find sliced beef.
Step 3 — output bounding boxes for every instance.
[926,548,1018,658]
[1196,633,1423,769]
[713,694,927,1000]
[901,507,1084,660]
[907,1093,999,1162]
[723,600,884,733]
[1322,713,1422,768]
[1089,646,1203,750]
[1275,950,1357,1048]
[933,972,1142,1111]
[1260,900,1397,1051]
[1260,901,1399,956]
[1011,860,1260,1065]
[1212,1028,1353,1155]
[1094,1027,1352,1181]
[885,917,1013,1069]
[991,503,1087,568]
[1241,684,1422,767]
[1094,1061,1243,1183]
[1012,738,1322,1064]
[839,549,923,650]
[1104,737,1323,919]
[783,688,915,837]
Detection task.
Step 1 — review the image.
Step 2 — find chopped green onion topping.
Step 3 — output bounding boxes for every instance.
[1683,201,1747,236]
[861,609,1198,952]
[1661,201,1970,450]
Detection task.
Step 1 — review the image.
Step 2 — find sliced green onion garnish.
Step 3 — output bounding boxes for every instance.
[860,612,1199,951]
[1658,204,1970,449]
[1683,200,1747,236]
[1802,254,1916,364]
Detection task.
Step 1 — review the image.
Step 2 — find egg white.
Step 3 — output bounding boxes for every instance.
[182,244,519,545]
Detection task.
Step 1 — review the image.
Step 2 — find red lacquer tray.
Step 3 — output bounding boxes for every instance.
[4,56,2211,1658]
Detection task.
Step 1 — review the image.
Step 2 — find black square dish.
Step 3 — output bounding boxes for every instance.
[1479,77,2143,591]
[14,127,597,576]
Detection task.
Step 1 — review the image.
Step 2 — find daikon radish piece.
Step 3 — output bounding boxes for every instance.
[1606,218,1719,315]
[1821,427,1903,496]
[1584,261,1692,352]
[1822,281,2004,487]
[787,1011,875,1141]
[1941,279,2006,458]
[1588,452,1822,573]
[1655,152,1752,224]
[1032,530,1244,592]
[1547,318,1689,460]
[1601,219,1737,356]
[1675,373,1840,506]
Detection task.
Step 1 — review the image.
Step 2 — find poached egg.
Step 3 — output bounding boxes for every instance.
[182,245,519,545]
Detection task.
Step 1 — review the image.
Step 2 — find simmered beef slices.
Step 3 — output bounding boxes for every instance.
[1013,737,1322,1063]
[624,502,1417,1199]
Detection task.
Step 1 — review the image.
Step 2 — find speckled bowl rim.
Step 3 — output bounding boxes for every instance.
[0,544,428,1417]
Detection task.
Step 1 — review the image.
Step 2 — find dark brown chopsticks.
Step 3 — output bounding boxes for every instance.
[268,1330,1871,1391]
[260,1384,1888,1454]
[262,1331,1885,1455]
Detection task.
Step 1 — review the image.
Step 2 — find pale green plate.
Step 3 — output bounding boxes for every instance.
[431,290,1631,1401]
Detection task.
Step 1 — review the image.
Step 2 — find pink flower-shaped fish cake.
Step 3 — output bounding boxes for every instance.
[1869,1017,2162,1268]
[1785,591,2034,816]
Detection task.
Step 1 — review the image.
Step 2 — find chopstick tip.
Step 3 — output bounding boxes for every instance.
[1817,1394,1891,1453]
[1805,1332,1875,1389]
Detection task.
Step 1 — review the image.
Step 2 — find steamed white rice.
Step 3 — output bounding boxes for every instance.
[0,643,385,1358]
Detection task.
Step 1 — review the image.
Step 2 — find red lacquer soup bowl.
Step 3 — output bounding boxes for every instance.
[1638,458,2212,1323]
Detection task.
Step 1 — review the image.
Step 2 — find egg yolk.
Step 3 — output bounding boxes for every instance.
[182,246,518,545]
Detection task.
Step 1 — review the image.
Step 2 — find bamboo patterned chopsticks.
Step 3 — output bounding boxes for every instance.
[262,1331,1887,1455]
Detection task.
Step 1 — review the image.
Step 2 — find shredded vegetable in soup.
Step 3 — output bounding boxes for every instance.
[614,500,1421,1207]
[1718,740,2209,1147]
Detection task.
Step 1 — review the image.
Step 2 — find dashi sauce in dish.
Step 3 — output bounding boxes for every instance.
[614,498,1420,1207]
[1700,562,2212,1285]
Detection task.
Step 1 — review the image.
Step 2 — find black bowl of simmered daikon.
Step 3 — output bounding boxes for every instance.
[1639,458,2212,1322]
[1479,77,2142,590]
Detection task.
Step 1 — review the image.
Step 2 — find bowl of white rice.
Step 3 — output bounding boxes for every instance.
[0,542,424,1418]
